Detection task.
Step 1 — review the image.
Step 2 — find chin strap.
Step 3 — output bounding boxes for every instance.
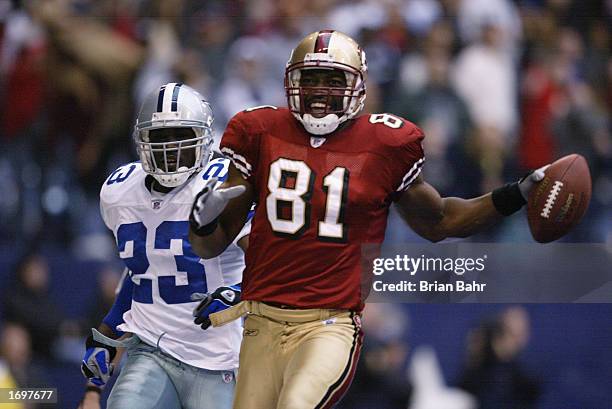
[155,170,192,188]
[300,113,345,135]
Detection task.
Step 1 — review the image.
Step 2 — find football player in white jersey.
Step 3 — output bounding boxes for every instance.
[78,83,250,409]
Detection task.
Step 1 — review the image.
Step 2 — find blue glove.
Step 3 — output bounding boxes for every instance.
[192,284,241,330]
[80,334,117,388]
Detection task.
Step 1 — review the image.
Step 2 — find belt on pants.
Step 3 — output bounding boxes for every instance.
[209,300,349,327]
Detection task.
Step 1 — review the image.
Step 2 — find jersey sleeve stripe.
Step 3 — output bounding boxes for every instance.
[231,161,250,179]
[396,157,425,191]
[221,147,252,177]
[221,147,253,171]
[397,163,423,191]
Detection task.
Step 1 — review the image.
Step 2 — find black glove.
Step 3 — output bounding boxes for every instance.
[192,285,242,330]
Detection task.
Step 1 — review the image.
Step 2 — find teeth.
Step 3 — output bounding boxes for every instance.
[310,102,329,111]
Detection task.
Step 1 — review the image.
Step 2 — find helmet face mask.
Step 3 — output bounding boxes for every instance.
[289,68,353,118]
[134,83,214,188]
[285,31,367,136]
[146,127,199,172]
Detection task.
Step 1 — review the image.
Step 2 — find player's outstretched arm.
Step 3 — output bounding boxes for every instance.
[189,163,254,259]
[396,170,544,242]
[396,176,501,242]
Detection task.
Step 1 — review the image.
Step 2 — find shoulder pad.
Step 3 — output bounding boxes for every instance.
[365,113,424,146]
[104,162,140,186]
[368,113,407,130]
[100,162,143,201]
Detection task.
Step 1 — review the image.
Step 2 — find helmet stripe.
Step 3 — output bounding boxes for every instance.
[314,29,334,53]
[171,83,183,112]
[156,85,166,112]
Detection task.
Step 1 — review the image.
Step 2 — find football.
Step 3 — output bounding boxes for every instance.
[527,154,592,243]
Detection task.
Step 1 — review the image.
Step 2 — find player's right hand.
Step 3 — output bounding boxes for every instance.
[80,334,117,388]
[518,164,550,200]
[190,177,246,235]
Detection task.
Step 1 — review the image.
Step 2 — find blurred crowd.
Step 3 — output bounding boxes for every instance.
[340,304,536,409]
[340,303,612,409]
[0,0,610,254]
[0,0,611,407]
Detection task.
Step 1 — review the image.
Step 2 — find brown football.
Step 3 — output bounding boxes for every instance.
[527,154,591,243]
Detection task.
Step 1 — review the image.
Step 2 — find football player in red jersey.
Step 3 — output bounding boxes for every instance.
[188,30,544,409]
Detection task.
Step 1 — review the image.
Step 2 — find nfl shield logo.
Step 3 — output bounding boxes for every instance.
[222,372,234,384]
[310,137,326,148]
[152,200,162,210]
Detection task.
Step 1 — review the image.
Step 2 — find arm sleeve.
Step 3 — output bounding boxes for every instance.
[219,112,259,184]
[102,269,133,337]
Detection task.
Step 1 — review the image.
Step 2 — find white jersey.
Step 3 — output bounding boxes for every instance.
[100,157,248,370]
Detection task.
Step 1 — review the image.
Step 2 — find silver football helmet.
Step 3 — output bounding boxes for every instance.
[134,83,214,187]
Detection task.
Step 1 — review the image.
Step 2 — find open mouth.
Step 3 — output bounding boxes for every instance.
[309,101,331,116]
[155,155,178,171]
[165,155,195,172]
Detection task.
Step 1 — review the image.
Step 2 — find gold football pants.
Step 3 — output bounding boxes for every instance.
[230,302,363,409]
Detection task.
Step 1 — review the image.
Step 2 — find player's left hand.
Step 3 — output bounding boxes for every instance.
[190,177,246,235]
[191,284,241,330]
[518,164,550,201]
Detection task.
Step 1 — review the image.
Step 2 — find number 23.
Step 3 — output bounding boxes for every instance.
[116,221,206,304]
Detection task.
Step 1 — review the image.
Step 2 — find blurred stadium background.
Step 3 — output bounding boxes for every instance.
[0,0,610,408]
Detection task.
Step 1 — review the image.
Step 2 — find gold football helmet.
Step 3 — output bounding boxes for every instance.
[285,30,367,135]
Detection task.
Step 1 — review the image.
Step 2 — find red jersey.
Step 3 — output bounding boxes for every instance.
[221,107,425,311]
